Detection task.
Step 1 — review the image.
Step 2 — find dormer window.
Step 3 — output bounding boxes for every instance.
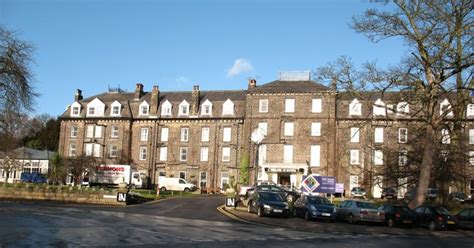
[161,100,172,116]
[179,100,189,116]
[397,102,409,115]
[86,98,105,117]
[349,98,362,116]
[110,101,122,117]
[373,98,386,116]
[88,107,95,115]
[440,98,453,117]
[201,99,213,115]
[222,99,234,115]
[70,101,81,117]
[467,104,474,117]
[139,101,149,116]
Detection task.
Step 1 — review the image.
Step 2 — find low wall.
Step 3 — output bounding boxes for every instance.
[0,185,126,206]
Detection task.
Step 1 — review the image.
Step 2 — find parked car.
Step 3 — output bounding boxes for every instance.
[449,192,467,203]
[253,184,300,202]
[455,208,474,230]
[238,185,254,197]
[378,204,415,227]
[381,188,397,199]
[405,187,439,200]
[404,188,416,200]
[158,177,196,192]
[293,195,336,221]
[413,206,457,231]
[336,199,385,224]
[247,191,290,217]
[350,187,367,198]
[427,188,439,199]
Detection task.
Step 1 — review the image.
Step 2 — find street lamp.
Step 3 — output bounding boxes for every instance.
[251,128,266,185]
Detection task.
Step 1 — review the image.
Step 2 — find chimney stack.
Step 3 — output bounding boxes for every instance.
[248,79,257,89]
[74,89,83,101]
[331,77,338,91]
[150,85,160,115]
[135,83,144,99]
[191,85,200,115]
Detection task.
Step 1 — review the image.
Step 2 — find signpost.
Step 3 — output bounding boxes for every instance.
[117,192,127,203]
[301,174,336,194]
[225,197,236,208]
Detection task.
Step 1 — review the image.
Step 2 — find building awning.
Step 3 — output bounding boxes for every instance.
[261,163,307,173]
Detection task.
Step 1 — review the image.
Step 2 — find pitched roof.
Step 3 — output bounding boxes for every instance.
[248,80,332,94]
[1,147,56,160]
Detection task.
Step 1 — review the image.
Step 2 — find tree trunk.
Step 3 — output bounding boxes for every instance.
[409,125,436,208]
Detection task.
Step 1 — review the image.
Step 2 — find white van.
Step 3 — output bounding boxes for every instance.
[158,177,196,192]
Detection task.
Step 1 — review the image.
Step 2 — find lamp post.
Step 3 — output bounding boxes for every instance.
[251,128,266,185]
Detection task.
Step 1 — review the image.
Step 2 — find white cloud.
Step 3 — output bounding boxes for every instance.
[227,58,254,77]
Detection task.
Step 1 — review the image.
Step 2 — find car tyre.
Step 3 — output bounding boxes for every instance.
[184,188,190,192]
[160,187,166,192]
[304,211,311,221]
[347,214,355,224]
[257,207,264,217]
[387,218,395,227]
[428,220,437,231]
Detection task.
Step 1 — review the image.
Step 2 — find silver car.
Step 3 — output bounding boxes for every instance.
[336,199,385,224]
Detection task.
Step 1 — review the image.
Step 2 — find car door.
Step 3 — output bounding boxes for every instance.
[423,207,434,226]
[456,209,470,228]
[337,201,347,220]
[414,207,426,226]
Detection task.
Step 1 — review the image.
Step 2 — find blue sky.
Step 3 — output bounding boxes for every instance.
[1,0,405,116]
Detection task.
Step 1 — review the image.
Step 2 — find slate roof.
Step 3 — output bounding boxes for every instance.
[248,80,332,94]
[0,147,56,160]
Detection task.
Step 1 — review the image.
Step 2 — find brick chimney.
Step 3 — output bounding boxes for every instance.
[191,85,200,115]
[248,79,257,89]
[150,85,160,115]
[331,77,338,91]
[135,83,144,99]
[74,89,83,101]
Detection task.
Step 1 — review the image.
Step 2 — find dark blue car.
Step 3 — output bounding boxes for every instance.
[293,195,336,221]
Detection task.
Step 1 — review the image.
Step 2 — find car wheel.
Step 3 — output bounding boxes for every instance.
[304,211,311,221]
[293,209,297,217]
[160,187,166,192]
[130,184,136,190]
[387,218,395,227]
[184,188,190,192]
[428,220,437,231]
[257,207,264,217]
[347,214,354,224]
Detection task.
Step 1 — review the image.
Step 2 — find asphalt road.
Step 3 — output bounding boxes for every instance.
[0,197,473,247]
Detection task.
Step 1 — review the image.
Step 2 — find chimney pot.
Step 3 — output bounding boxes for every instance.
[248,79,257,89]
[135,83,144,99]
[193,85,199,91]
[75,89,83,101]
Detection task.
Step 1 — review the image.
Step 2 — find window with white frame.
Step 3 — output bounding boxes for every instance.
[222,147,231,162]
[259,99,268,113]
[222,99,234,115]
[399,128,408,143]
[86,98,105,117]
[440,98,453,117]
[85,143,101,158]
[94,126,102,138]
[85,143,93,156]
[201,99,213,115]
[200,147,209,162]
[70,126,78,138]
[161,100,172,116]
[70,102,81,117]
[159,147,167,161]
[467,104,474,117]
[469,129,474,144]
[441,150,449,162]
[399,150,408,166]
[310,145,320,167]
[258,145,267,165]
[350,149,360,165]
[350,127,360,143]
[284,122,294,136]
[109,145,118,158]
[221,172,229,190]
[201,127,210,142]
[374,127,384,143]
[88,107,96,116]
[140,128,149,142]
[69,143,76,157]
[374,150,383,165]
[223,127,231,142]
[349,99,362,116]
[139,101,149,115]
[470,151,474,165]
[311,122,321,136]
[179,100,189,116]
[181,128,189,142]
[397,102,409,115]
[179,147,188,161]
[258,122,268,136]
[139,147,147,160]
[285,99,295,113]
[441,128,451,144]
[312,98,322,113]
[161,127,169,142]
[283,145,293,164]
[387,104,394,114]
[86,125,94,138]
[110,101,121,116]
[111,125,119,138]
[373,98,386,116]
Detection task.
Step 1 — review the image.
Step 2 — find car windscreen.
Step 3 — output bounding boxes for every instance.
[356,202,376,209]
[435,207,451,215]
[352,188,365,192]
[259,192,284,202]
[394,206,411,213]
[308,197,331,205]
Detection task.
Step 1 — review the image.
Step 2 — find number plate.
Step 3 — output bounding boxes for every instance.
[274,209,283,213]
[403,220,412,224]
[322,213,331,217]
[447,221,455,224]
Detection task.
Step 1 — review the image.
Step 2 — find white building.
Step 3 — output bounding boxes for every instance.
[0,147,56,183]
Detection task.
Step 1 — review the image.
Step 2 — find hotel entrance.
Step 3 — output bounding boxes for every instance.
[278,173,291,186]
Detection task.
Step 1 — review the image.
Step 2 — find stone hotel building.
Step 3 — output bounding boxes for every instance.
[58,72,474,197]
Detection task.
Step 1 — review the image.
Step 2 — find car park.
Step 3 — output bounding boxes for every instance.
[454,208,474,230]
[413,206,457,231]
[378,203,415,227]
[381,188,397,200]
[350,187,367,198]
[293,195,336,221]
[449,192,467,204]
[336,199,385,224]
[247,191,290,217]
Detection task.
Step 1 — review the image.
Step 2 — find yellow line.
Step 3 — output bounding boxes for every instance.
[216,204,273,227]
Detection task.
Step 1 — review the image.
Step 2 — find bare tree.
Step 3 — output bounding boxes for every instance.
[0,155,21,183]
[65,155,98,185]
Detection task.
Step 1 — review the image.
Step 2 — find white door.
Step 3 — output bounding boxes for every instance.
[372,176,383,198]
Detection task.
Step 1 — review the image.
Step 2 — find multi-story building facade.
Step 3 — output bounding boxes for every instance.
[58,72,474,197]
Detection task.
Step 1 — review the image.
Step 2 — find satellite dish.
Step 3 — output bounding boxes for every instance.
[251,128,266,144]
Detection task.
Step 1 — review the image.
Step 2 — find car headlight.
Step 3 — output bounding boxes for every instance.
[284,203,289,209]
[309,205,317,211]
[263,204,271,209]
